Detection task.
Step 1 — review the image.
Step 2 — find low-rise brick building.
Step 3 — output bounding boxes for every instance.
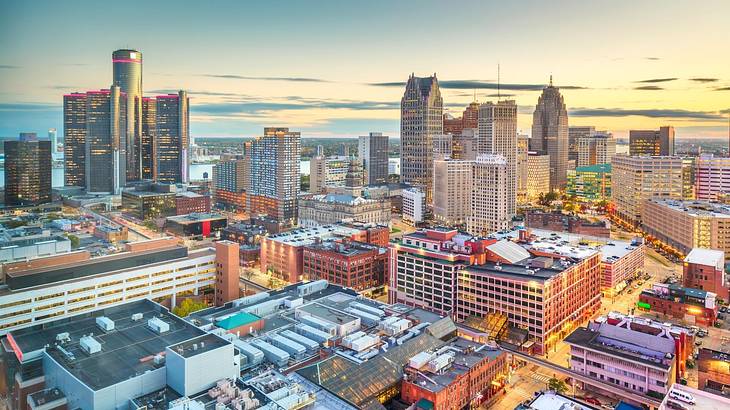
[638,283,718,327]
[302,240,387,291]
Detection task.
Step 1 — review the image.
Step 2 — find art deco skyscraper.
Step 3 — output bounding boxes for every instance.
[358,132,389,185]
[85,87,127,194]
[247,127,301,226]
[4,133,52,206]
[156,91,189,184]
[400,74,443,203]
[531,77,569,190]
[112,49,143,182]
[63,92,87,187]
[478,100,518,218]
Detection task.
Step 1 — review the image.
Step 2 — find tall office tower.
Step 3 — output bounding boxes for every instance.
[140,97,156,180]
[63,92,87,187]
[433,158,473,226]
[247,127,301,226]
[531,77,569,190]
[568,126,595,163]
[155,91,189,184]
[527,152,551,200]
[4,133,52,206]
[612,155,694,226]
[85,87,127,194]
[358,132,389,185]
[629,126,675,156]
[578,132,616,167]
[467,154,509,236]
[478,100,517,218]
[696,154,730,200]
[48,128,58,153]
[433,134,453,160]
[462,101,480,129]
[517,134,529,202]
[400,74,443,203]
[451,129,478,160]
[112,49,143,181]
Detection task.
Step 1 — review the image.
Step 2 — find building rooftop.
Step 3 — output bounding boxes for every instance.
[649,199,730,219]
[215,311,261,330]
[168,333,229,358]
[6,299,208,391]
[304,239,381,257]
[574,163,611,173]
[467,259,569,281]
[685,248,725,270]
[661,385,730,410]
[525,391,596,410]
[166,212,225,224]
[264,225,364,246]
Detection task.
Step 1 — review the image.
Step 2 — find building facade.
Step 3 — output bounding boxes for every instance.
[140,97,156,180]
[639,283,718,327]
[400,74,443,203]
[156,91,190,184]
[212,155,248,210]
[567,164,612,202]
[4,134,52,207]
[402,187,426,225]
[478,100,517,219]
[433,159,473,226]
[611,156,694,226]
[85,87,127,194]
[683,248,728,301]
[302,240,387,291]
[298,194,391,228]
[63,92,87,187]
[467,155,509,236]
[517,134,529,202]
[531,79,569,190]
[629,126,675,156]
[695,154,730,201]
[527,152,551,200]
[247,127,301,226]
[112,49,143,182]
[309,155,349,194]
[358,132,389,185]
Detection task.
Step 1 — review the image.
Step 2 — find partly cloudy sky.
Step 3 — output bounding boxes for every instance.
[1,0,729,139]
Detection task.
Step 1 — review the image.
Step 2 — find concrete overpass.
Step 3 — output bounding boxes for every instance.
[500,345,663,409]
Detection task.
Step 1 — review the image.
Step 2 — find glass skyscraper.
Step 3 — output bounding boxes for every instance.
[112,49,143,182]
[4,133,52,206]
[155,91,189,184]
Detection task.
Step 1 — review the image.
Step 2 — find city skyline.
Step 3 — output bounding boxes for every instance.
[1,1,729,140]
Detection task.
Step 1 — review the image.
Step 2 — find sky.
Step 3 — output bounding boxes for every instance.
[1,0,729,140]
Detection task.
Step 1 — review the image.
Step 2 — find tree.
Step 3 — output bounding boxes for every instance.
[548,377,568,395]
[172,298,208,317]
[143,219,158,232]
[66,234,80,248]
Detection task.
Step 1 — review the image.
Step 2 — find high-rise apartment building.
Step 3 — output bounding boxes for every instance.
[467,154,509,236]
[85,87,127,194]
[612,156,694,225]
[517,134,529,202]
[527,152,551,200]
[112,49,143,182]
[400,74,443,203]
[63,92,87,187]
[478,100,517,218]
[531,78,569,190]
[358,132,389,185]
[4,133,52,207]
[156,91,189,184]
[247,127,301,226]
[140,97,156,180]
[433,158,473,226]
[48,128,58,153]
[212,155,248,210]
[629,126,675,156]
[695,154,730,200]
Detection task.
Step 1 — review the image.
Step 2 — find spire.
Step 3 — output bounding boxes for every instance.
[549,74,553,87]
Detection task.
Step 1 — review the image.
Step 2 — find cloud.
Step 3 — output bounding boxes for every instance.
[635,78,678,83]
[0,65,19,69]
[369,79,587,91]
[193,98,399,116]
[644,57,661,61]
[633,85,664,90]
[0,102,59,111]
[569,107,726,121]
[715,87,730,91]
[689,78,718,83]
[200,74,330,83]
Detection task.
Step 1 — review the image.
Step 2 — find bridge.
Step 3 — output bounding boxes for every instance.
[500,345,663,409]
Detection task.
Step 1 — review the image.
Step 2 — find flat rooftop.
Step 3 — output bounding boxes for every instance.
[168,333,229,358]
[166,212,226,224]
[650,199,730,219]
[685,248,725,268]
[265,225,364,246]
[299,302,359,325]
[466,259,569,281]
[304,240,380,257]
[527,391,595,410]
[7,299,207,391]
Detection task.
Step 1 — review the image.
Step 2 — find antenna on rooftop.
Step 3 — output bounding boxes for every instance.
[497,63,501,100]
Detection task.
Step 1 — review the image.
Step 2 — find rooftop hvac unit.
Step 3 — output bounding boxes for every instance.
[233,292,270,307]
[427,352,455,373]
[153,354,165,365]
[345,308,380,326]
[80,335,101,354]
[297,280,328,297]
[96,316,115,332]
[55,332,70,343]
[280,330,319,350]
[342,331,367,349]
[409,351,434,369]
[349,302,385,317]
[148,317,170,334]
[131,313,143,321]
[350,335,379,352]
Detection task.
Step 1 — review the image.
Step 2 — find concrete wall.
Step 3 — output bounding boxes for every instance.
[166,343,237,397]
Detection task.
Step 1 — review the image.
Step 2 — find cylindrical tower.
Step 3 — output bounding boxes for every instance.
[112,49,143,182]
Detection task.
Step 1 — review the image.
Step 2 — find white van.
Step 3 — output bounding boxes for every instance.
[669,389,696,405]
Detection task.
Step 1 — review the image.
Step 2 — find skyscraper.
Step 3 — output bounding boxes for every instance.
[358,132,389,185]
[629,126,675,156]
[247,127,301,226]
[4,133,52,207]
[140,97,156,180]
[48,128,58,153]
[85,87,127,194]
[63,92,87,187]
[400,74,443,203]
[155,91,189,184]
[433,158,473,225]
[112,49,143,182]
[467,154,509,236]
[531,77,569,190]
[478,100,518,218]
[516,134,529,202]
